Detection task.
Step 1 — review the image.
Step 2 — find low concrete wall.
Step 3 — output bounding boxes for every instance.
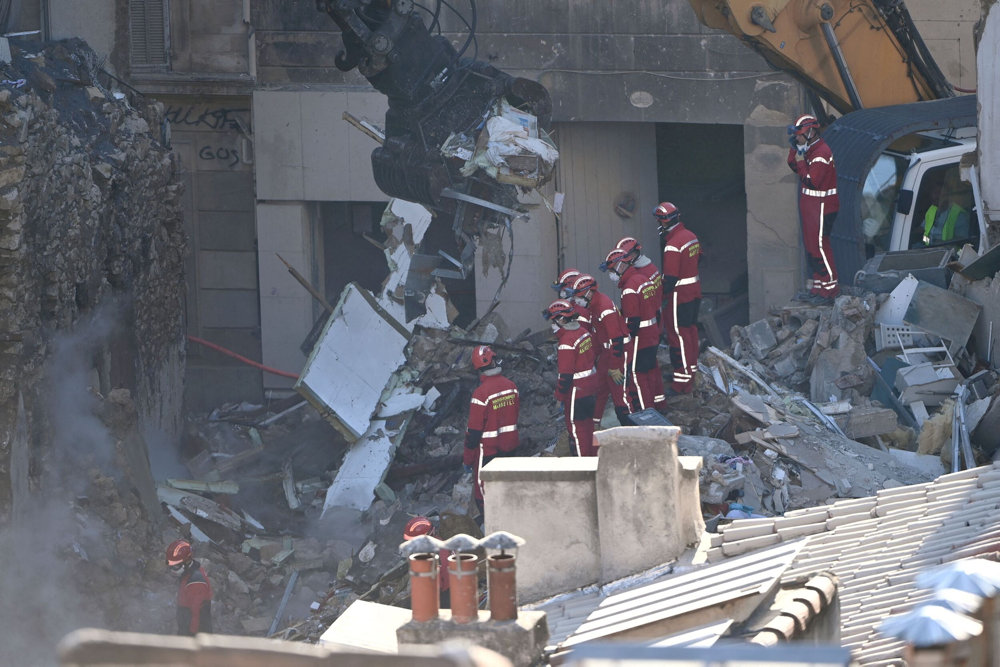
[481,426,704,602]
[482,458,601,602]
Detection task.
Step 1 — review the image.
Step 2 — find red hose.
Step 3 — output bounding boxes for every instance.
[187,335,300,379]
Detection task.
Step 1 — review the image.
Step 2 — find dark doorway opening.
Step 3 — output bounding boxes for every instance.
[655,123,749,346]
[321,201,391,302]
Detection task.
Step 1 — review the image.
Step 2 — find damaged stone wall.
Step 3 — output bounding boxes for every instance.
[0,37,186,521]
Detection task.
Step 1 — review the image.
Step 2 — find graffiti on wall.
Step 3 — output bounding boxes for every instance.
[166,103,252,169]
[164,104,251,132]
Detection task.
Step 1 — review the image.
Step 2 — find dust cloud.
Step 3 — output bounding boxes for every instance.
[0,308,169,666]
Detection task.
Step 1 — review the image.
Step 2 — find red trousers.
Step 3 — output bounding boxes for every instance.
[801,201,839,297]
[592,348,631,426]
[663,294,700,393]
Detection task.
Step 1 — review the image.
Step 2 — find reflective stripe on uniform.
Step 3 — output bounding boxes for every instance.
[470,388,518,406]
[676,276,699,286]
[801,187,837,197]
[573,368,596,379]
[639,318,657,328]
[482,425,518,438]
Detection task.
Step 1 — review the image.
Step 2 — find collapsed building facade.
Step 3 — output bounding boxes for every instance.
[2,0,1000,665]
[2,0,977,410]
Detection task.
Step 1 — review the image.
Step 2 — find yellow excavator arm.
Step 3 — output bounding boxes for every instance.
[689,0,953,114]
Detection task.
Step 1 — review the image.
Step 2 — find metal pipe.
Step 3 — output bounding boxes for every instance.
[820,21,864,110]
[447,552,479,624]
[487,553,517,621]
[408,553,440,622]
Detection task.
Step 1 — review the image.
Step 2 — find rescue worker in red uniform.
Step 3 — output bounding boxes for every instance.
[403,516,451,607]
[655,202,702,395]
[552,267,592,329]
[601,249,664,413]
[787,114,840,302]
[615,236,666,408]
[463,345,519,516]
[569,273,633,426]
[166,539,213,636]
[544,299,599,456]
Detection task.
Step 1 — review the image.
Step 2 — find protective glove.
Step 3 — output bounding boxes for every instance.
[463,464,473,474]
[608,368,625,385]
[787,127,798,148]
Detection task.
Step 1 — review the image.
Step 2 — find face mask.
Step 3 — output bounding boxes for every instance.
[572,296,588,307]
[551,323,561,334]
[608,271,620,281]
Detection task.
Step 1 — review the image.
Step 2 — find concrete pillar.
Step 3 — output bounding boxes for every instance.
[743,81,805,320]
[594,426,703,582]
[481,457,600,602]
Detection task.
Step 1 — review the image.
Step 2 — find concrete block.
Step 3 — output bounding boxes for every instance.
[397,610,549,667]
[595,426,703,582]
[745,318,777,358]
[482,457,600,602]
[843,406,898,439]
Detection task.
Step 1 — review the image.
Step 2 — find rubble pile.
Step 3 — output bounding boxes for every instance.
[0,38,188,664]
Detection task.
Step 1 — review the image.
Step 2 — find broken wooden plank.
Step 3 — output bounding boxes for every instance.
[164,505,213,544]
[706,346,780,399]
[157,485,244,532]
[166,479,239,495]
[282,460,301,511]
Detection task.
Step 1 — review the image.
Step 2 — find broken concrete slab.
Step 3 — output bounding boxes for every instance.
[902,279,981,355]
[295,282,411,442]
[322,415,413,513]
[895,362,963,407]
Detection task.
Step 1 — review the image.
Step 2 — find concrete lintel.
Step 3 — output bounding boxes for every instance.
[481,456,598,483]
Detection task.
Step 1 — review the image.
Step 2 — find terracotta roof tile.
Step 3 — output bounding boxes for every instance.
[776,521,828,541]
[826,512,877,530]
[774,511,829,530]
[827,497,878,517]
[721,532,782,556]
[720,522,777,542]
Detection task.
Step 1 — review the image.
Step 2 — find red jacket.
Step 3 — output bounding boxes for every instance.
[661,222,702,302]
[618,264,662,348]
[463,371,519,464]
[554,325,598,401]
[585,290,629,359]
[787,138,839,213]
[177,563,213,635]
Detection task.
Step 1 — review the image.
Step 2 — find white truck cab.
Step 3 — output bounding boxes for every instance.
[861,127,984,258]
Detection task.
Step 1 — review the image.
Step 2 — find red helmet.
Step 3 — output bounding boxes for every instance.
[552,268,581,297]
[471,345,496,370]
[543,299,578,322]
[403,516,434,540]
[166,539,193,567]
[654,202,680,228]
[600,248,632,275]
[791,114,820,137]
[616,237,642,258]
[570,273,597,297]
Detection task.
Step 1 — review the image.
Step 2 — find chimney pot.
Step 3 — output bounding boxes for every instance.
[447,552,480,624]
[488,552,518,621]
[408,552,440,622]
